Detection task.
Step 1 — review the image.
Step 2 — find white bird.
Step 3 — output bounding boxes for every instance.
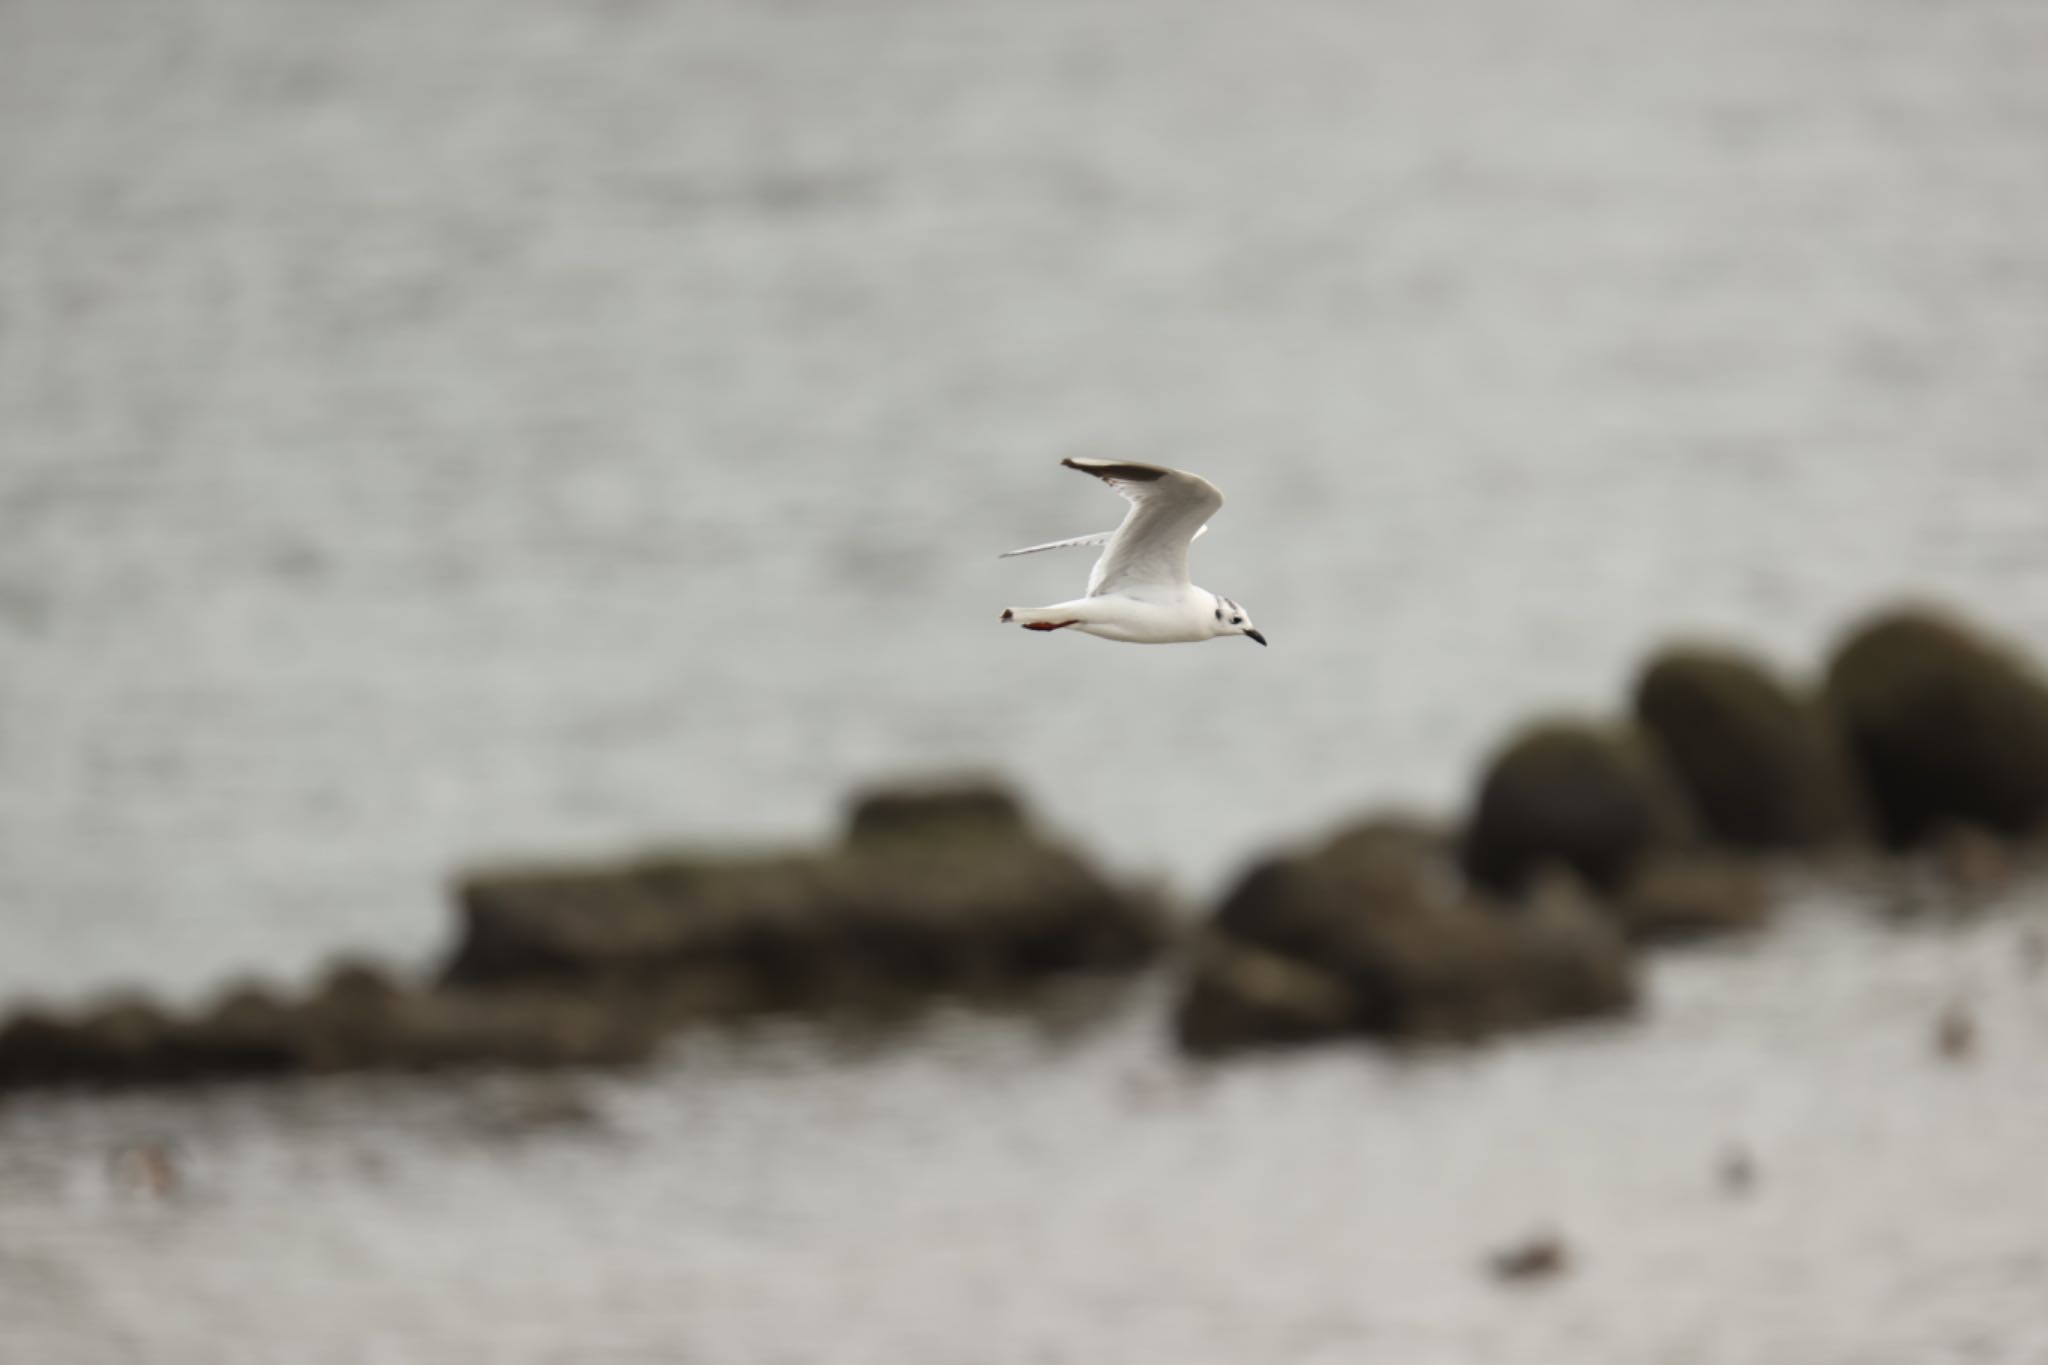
[998,458,1266,646]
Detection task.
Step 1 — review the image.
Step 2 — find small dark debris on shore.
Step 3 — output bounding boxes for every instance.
[1934,1003,1977,1062]
[1489,1232,1571,1284]
[1719,1144,1757,1196]
[108,1141,181,1199]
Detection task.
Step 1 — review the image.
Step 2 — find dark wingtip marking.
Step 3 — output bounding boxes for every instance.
[1061,458,1166,483]
[1000,608,1014,621]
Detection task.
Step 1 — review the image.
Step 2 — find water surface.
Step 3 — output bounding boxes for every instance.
[4,0,2048,1358]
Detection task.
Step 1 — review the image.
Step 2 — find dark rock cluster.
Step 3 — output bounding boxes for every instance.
[0,968,656,1091]
[1174,604,2048,1055]
[0,783,1168,1094]
[1463,722,1693,897]
[7,603,2046,1089]
[445,787,1157,1000]
[1824,610,2048,846]
[1178,819,1635,1054]
[1634,645,1864,850]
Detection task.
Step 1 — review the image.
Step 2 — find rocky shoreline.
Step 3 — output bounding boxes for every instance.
[6,603,2047,1093]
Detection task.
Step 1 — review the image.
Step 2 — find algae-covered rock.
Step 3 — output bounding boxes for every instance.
[0,973,660,1094]
[845,779,1032,847]
[1611,852,1770,944]
[1824,608,2048,845]
[443,782,1166,1000]
[445,840,1163,994]
[337,989,659,1071]
[1175,940,1359,1055]
[0,999,178,1089]
[161,984,304,1077]
[1633,645,1863,850]
[1175,818,1636,1055]
[1462,721,1692,897]
[1,780,1165,1094]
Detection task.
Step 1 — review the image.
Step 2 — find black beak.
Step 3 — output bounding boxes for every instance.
[1245,629,1267,646]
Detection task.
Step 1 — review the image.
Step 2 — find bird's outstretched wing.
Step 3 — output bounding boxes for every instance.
[1059,458,1223,597]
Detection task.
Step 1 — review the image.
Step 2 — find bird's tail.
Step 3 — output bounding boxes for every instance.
[997,524,1204,559]
[999,602,1086,629]
[998,530,1113,558]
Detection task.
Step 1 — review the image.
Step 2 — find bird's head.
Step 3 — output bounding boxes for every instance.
[1212,596,1266,646]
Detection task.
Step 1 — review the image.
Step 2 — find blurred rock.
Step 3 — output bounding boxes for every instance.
[0,781,1166,1094]
[1825,608,2048,847]
[844,779,1032,847]
[1176,818,1636,1055]
[0,998,178,1089]
[443,789,1165,1001]
[162,983,305,1077]
[1612,852,1770,944]
[309,987,659,1072]
[0,979,659,1094]
[1462,721,1692,897]
[315,959,403,1006]
[1633,645,1864,850]
[1175,940,1359,1055]
[1318,815,1456,868]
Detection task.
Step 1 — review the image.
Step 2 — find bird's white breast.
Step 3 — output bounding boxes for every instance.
[1072,587,1217,643]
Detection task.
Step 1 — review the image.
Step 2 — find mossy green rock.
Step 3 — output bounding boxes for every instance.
[0,781,1160,1094]
[1612,851,1770,944]
[1177,818,1636,1054]
[443,784,1164,997]
[1824,609,2048,846]
[0,974,659,1093]
[844,780,1031,847]
[1633,645,1863,850]
[1462,721,1692,896]
[1175,941,1359,1055]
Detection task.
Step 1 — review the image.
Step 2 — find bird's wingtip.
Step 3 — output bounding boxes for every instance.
[1060,457,1165,483]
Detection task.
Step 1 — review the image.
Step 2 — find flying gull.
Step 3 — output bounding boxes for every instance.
[998,459,1266,646]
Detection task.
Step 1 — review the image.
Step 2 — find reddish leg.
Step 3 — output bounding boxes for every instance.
[1023,620,1078,631]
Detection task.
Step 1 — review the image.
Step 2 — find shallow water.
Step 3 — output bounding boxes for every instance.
[5,900,2047,1365]
[5,0,2048,1358]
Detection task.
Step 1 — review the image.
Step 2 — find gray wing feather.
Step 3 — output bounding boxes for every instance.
[1059,458,1224,597]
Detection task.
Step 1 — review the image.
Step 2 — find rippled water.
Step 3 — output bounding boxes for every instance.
[5,903,2048,1364]
[5,0,2048,1358]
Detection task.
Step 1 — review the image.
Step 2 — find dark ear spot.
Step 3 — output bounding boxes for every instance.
[1215,608,1224,621]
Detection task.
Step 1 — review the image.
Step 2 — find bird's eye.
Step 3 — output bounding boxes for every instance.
[1231,616,1243,625]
